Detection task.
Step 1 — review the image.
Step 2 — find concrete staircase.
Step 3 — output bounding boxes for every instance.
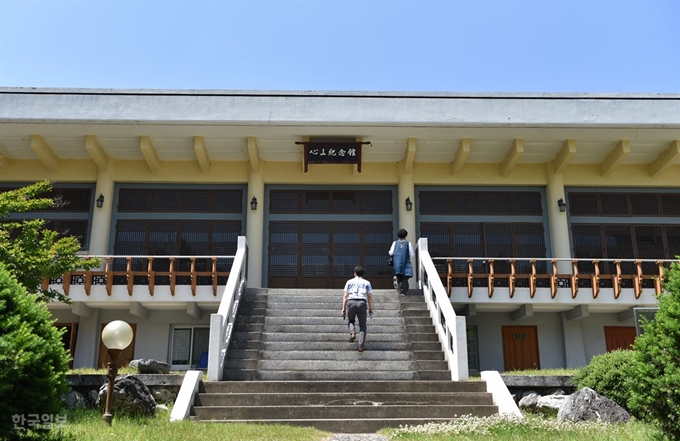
[193,288,498,432]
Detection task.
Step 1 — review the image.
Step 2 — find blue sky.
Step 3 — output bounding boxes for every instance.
[0,0,678,93]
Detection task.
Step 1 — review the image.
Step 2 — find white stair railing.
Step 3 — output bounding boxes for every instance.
[207,236,248,381]
[416,238,469,381]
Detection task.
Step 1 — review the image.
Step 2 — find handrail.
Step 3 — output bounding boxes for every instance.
[417,238,468,381]
[43,254,234,297]
[434,256,674,299]
[207,237,248,381]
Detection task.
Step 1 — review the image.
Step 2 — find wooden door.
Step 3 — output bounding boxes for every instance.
[97,323,137,368]
[604,326,637,351]
[502,326,540,371]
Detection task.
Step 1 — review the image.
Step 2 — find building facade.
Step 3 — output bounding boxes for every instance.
[1,88,679,373]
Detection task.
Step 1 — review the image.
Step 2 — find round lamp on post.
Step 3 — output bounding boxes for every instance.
[101,320,134,426]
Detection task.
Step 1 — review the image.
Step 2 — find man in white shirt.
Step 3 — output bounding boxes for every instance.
[341,265,374,352]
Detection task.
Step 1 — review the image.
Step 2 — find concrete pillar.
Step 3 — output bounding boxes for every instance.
[546,162,572,273]
[397,163,416,241]
[561,313,588,368]
[246,169,264,287]
[72,309,100,368]
[88,168,114,255]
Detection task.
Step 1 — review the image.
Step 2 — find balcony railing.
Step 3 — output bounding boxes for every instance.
[434,257,675,300]
[42,255,234,297]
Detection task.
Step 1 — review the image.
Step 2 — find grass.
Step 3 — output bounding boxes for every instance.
[18,409,660,441]
[501,368,577,376]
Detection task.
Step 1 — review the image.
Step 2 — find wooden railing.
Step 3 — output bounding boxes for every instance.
[41,255,234,297]
[434,258,673,299]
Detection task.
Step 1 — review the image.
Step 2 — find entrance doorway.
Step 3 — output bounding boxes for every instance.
[268,220,393,288]
[502,326,540,371]
[604,326,637,351]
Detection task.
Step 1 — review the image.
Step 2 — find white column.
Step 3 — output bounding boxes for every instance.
[246,169,264,287]
[397,163,417,285]
[88,169,114,255]
[72,309,100,368]
[397,164,416,241]
[546,162,572,273]
[561,314,588,368]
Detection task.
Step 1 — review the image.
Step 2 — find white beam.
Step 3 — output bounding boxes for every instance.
[554,139,577,174]
[452,138,470,176]
[510,304,533,321]
[71,302,93,318]
[565,305,589,321]
[650,140,680,178]
[600,139,630,177]
[461,303,477,317]
[247,136,260,173]
[85,135,108,171]
[31,135,60,173]
[187,302,202,319]
[140,135,161,174]
[501,139,524,177]
[194,136,210,175]
[617,307,636,322]
[404,138,416,173]
[130,303,149,319]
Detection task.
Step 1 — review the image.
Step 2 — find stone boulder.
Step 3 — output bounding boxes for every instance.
[557,387,630,423]
[63,390,88,409]
[519,392,568,416]
[129,359,170,374]
[96,375,156,417]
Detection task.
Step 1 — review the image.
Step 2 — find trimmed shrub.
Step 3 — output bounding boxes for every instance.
[571,349,637,415]
[0,263,70,439]
[628,260,680,440]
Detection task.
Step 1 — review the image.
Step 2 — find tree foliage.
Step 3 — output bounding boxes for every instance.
[0,181,99,303]
[571,349,638,415]
[0,263,71,438]
[629,261,680,439]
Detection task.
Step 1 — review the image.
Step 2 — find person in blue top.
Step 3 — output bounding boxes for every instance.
[341,265,374,352]
[389,229,414,294]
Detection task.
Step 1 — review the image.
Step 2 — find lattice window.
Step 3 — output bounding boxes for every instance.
[270,190,392,214]
[118,188,243,213]
[419,190,542,215]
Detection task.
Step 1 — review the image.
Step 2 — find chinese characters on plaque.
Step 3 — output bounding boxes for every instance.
[297,141,371,173]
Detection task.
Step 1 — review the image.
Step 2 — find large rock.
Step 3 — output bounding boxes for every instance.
[557,387,630,423]
[63,390,88,409]
[129,359,170,374]
[519,392,568,416]
[96,375,156,417]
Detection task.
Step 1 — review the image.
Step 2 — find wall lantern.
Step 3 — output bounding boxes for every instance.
[250,196,258,211]
[96,194,105,208]
[557,198,567,213]
[101,320,134,426]
[405,197,413,212]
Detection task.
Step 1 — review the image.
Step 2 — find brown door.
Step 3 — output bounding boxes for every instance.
[97,323,137,368]
[604,326,637,351]
[56,323,78,369]
[502,326,540,371]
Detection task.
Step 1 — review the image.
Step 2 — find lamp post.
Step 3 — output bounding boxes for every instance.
[101,320,134,426]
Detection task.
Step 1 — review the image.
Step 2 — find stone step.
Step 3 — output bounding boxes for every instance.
[203,381,488,394]
[198,418,475,433]
[194,404,497,420]
[256,360,418,371]
[266,295,403,303]
[413,350,445,361]
[253,371,419,381]
[261,324,409,334]
[266,309,403,317]
[263,317,405,325]
[196,391,493,407]
[227,341,441,352]
[259,350,413,361]
[267,303,402,311]
[260,332,411,342]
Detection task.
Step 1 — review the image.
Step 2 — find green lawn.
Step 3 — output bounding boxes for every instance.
[13,409,660,441]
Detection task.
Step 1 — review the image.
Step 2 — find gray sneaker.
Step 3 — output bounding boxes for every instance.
[393,276,399,289]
